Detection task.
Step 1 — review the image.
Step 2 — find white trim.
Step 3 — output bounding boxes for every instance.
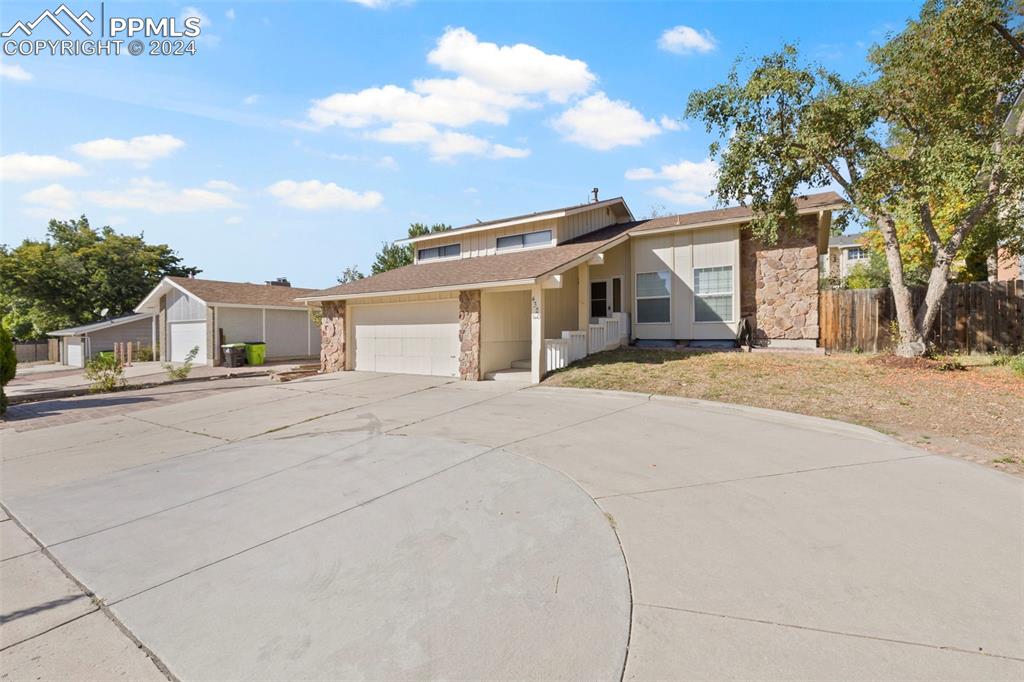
[207,302,309,311]
[296,278,538,303]
[590,278,610,319]
[634,270,672,325]
[495,229,554,253]
[416,242,463,263]
[135,277,207,313]
[693,265,736,324]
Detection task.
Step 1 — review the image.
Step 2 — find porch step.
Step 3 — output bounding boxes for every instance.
[484,368,532,382]
[510,359,531,370]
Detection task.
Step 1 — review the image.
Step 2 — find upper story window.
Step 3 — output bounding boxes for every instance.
[846,247,867,261]
[418,243,461,261]
[496,229,552,252]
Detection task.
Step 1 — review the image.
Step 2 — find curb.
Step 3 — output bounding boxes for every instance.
[7,370,274,406]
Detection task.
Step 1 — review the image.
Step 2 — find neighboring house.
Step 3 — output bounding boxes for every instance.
[820,232,870,280]
[49,313,156,368]
[134,276,319,365]
[299,191,844,383]
[997,246,1023,281]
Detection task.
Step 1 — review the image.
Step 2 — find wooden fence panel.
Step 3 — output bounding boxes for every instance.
[819,281,1024,353]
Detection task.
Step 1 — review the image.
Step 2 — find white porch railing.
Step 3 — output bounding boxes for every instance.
[603,317,620,350]
[611,312,630,344]
[544,338,570,371]
[588,324,606,354]
[562,330,587,362]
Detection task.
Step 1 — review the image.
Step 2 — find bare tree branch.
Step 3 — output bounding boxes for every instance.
[991,21,1024,59]
[919,203,941,257]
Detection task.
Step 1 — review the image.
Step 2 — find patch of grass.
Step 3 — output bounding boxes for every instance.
[544,348,1024,475]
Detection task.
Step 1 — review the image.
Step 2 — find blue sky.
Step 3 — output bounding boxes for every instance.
[1,0,919,288]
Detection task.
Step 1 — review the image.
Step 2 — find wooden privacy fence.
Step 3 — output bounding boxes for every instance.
[820,280,1023,354]
[14,340,58,363]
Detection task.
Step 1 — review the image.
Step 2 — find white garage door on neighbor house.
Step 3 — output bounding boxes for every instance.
[353,300,460,377]
[170,321,207,364]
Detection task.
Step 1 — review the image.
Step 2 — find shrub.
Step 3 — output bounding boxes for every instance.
[933,351,966,372]
[84,354,126,393]
[164,345,198,381]
[0,325,16,416]
[135,346,154,362]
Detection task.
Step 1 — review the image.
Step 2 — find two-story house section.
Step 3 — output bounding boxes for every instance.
[298,192,844,383]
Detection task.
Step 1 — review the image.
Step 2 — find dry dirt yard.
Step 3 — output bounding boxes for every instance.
[544,349,1024,476]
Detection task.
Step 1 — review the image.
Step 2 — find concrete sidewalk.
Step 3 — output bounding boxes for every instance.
[1,372,1021,680]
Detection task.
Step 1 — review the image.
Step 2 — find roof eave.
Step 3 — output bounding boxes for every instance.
[630,201,847,237]
[295,277,540,303]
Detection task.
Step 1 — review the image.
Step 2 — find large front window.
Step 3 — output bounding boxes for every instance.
[418,244,461,261]
[636,271,671,323]
[496,229,552,251]
[694,266,734,322]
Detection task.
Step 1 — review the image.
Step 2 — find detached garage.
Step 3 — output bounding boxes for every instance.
[49,313,156,367]
[135,276,319,366]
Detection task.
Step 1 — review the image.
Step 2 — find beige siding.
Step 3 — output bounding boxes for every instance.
[543,266,579,338]
[558,205,620,243]
[218,306,262,344]
[631,225,740,340]
[480,290,530,374]
[415,219,560,262]
[587,241,631,319]
[265,309,318,359]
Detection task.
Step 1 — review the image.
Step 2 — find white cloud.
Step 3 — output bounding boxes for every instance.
[553,92,661,150]
[427,27,595,103]
[0,61,32,82]
[181,7,219,45]
[266,180,383,210]
[659,115,688,132]
[346,0,396,7]
[72,134,185,163]
[369,122,528,161]
[205,179,240,191]
[625,158,719,206]
[225,8,236,20]
[376,155,398,170]
[0,153,84,181]
[308,78,530,130]
[85,177,239,213]
[243,94,260,105]
[22,184,77,214]
[225,215,243,225]
[658,26,717,55]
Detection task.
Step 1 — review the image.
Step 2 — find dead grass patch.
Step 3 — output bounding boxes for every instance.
[543,349,1024,476]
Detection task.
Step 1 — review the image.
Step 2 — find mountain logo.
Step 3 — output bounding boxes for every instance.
[2,4,95,38]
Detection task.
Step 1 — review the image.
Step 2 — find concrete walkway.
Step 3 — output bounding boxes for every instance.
[1,372,1021,680]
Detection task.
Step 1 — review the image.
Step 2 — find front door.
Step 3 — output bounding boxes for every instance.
[590,280,609,319]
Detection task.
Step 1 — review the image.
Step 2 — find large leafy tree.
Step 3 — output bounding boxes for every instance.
[687,0,1024,356]
[370,223,451,275]
[0,216,200,339]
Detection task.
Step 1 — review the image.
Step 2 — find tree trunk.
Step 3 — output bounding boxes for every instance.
[912,257,954,354]
[876,216,927,357]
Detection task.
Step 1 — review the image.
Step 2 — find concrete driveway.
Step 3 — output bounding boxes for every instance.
[1,371,1021,680]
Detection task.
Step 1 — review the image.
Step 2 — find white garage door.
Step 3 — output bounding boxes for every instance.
[353,300,459,377]
[170,321,207,364]
[66,338,84,368]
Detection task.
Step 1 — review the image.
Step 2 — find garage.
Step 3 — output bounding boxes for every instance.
[65,337,84,368]
[352,300,460,377]
[170,321,207,364]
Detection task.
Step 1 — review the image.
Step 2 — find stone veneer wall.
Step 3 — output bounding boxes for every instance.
[320,300,346,372]
[459,290,481,380]
[740,215,820,342]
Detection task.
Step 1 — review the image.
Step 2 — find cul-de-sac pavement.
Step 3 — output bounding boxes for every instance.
[1,372,1021,680]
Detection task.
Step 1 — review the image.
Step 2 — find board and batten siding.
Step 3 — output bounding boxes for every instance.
[558,205,621,243]
[543,266,579,339]
[166,287,206,321]
[481,289,531,375]
[631,225,740,340]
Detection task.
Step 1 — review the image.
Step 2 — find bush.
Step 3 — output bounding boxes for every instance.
[993,352,1024,378]
[164,345,198,381]
[84,354,125,393]
[135,346,154,362]
[0,325,16,416]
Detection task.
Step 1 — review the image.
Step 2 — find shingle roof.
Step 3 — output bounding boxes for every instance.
[49,313,153,336]
[828,232,868,247]
[630,192,845,233]
[301,221,637,300]
[168,277,316,307]
[302,191,845,301]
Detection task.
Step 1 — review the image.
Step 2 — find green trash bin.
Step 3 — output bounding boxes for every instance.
[244,341,266,366]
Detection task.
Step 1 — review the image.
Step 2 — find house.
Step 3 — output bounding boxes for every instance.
[996,246,1023,281]
[820,232,870,280]
[134,276,320,365]
[298,191,844,383]
[49,313,156,368]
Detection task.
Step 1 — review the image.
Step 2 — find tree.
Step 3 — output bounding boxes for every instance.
[686,0,1024,356]
[0,216,200,339]
[0,324,15,415]
[337,265,365,284]
[370,223,452,275]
